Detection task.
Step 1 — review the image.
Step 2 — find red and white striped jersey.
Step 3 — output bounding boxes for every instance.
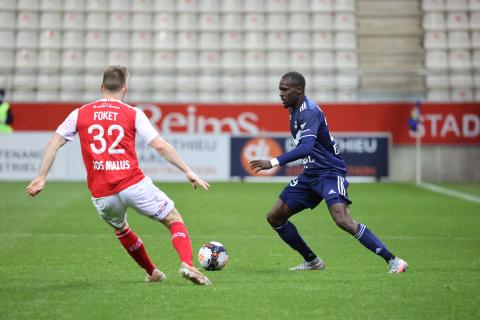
[56,99,159,197]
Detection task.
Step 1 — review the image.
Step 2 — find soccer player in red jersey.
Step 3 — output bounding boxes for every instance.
[26,65,211,285]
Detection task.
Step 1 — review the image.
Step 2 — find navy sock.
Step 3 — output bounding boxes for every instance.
[355,224,395,263]
[273,221,317,262]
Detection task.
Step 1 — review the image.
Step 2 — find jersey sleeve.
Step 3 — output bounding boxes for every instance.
[135,107,159,144]
[56,109,78,141]
[297,108,322,141]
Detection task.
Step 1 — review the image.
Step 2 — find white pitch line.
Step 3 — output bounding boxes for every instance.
[419,182,480,204]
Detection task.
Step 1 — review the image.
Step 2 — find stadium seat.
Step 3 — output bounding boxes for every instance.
[198,71,220,89]
[266,31,288,49]
[199,51,221,69]
[446,0,468,10]
[223,13,243,30]
[335,0,356,12]
[153,31,175,49]
[176,31,197,49]
[198,90,221,103]
[84,72,101,89]
[289,31,310,49]
[290,51,310,69]
[424,31,447,49]
[0,31,15,48]
[449,50,472,69]
[448,31,470,49]
[60,71,83,90]
[175,90,197,103]
[199,32,220,50]
[13,71,37,88]
[245,0,264,12]
[423,13,446,30]
[15,49,37,69]
[266,0,287,12]
[84,89,100,102]
[422,0,445,11]
[221,90,243,103]
[266,50,288,69]
[312,73,335,88]
[470,0,480,10]
[109,13,130,30]
[312,51,335,69]
[154,13,175,30]
[473,50,480,68]
[176,0,196,12]
[64,0,84,11]
[36,89,59,102]
[244,32,265,49]
[266,13,288,30]
[0,0,16,10]
[312,13,334,30]
[244,50,265,70]
[131,31,152,49]
[127,90,152,102]
[175,72,196,90]
[37,71,60,89]
[334,13,356,30]
[131,13,153,31]
[289,13,310,31]
[244,72,267,90]
[129,74,152,90]
[153,51,174,69]
[336,90,358,102]
[153,0,175,12]
[288,0,309,12]
[131,51,152,70]
[451,88,473,101]
[199,0,220,12]
[450,72,473,87]
[473,32,480,49]
[108,50,129,66]
[335,51,358,69]
[200,13,220,30]
[132,0,152,12]
[222,0,243,12]
[470,12,480,30]
[222,31,243,49]
[152,90,174,102]
[474,72,480,86]
[85,31,107,49]
[0,50,14,69]
[475,89,480,101]
[313,90,336,102]
[62,50,84,69]
[86,13,108,30]
[40,12,62,29]
[152,73,175,89]
[59,90,83,102]
[425,50,448,69]
[336,73,359,88]
[311,0,333,12]
[38,50,61,69]
[245,90,268,103]
[0,11,14,29]
[63,31,84,49]
[15,31,37,49]
[176,51,197,70]
[335,32,356,49]
[39,30,62,49]
[109,0,130,12]
[17,12,39,30]
[244,13,265,30]
[86,0,107,11]
[108,32,129,49]
[312,31,334,48]
[84,50,107,70]
[446,12,468,30]
[425,73,449,88]
[18,0,40,10]
[63,12,85,30]
[177,13,197,30]
[12,89,36,102]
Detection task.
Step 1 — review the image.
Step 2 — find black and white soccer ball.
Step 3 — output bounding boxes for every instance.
[198,241,228,271]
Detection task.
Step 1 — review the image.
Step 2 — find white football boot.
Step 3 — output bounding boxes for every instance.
[179,262,212,285]
[145,268,167,282]
[388,257,409,273]
[289,257,325,271]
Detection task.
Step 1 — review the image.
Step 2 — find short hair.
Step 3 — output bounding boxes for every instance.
[102,65,128,92]
[281,71,306,91]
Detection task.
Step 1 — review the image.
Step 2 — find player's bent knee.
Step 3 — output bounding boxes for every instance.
[161,207,184,227]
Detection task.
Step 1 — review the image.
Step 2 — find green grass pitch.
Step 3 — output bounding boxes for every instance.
[1,181,479,320]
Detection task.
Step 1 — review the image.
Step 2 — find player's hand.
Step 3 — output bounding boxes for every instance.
[249,160,273,173]
[185,170,210,191]
[26,176,46,197]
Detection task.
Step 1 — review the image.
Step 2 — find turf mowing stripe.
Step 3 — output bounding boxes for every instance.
[419,182,480,204]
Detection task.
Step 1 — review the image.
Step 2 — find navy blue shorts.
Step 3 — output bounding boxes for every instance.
[279,173,352,213]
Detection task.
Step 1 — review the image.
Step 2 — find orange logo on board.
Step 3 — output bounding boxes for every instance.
[240,138,282,176]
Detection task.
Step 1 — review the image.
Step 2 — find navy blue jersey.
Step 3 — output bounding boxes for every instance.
[278,96,347,175]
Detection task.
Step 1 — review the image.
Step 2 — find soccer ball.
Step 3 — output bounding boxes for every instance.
[198,241,228,271]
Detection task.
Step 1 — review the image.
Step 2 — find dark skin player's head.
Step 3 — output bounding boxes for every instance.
[279,71,306,109]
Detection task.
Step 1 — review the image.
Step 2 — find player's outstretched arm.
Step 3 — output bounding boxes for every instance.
[26,133,67,197]
[249,160,273,173]
[148,136,210,191]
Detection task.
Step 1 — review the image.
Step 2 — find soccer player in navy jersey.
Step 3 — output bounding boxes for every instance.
[249,71,408,273]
